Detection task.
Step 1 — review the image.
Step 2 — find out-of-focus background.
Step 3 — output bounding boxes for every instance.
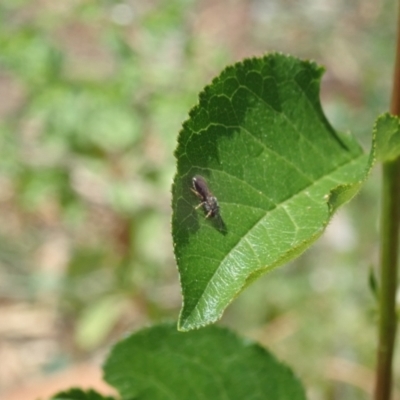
[0,1,398,399]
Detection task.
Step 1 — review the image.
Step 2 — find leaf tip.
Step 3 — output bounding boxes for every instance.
[177,310,221,332]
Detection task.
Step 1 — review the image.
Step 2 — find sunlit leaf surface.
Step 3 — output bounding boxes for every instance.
[172,54,370,330]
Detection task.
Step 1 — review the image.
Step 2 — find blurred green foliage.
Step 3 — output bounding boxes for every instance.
[0,1,399,399]
[0,0,212,352]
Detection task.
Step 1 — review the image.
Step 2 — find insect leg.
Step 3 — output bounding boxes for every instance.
[195,202,206,210]
[191,188,202,198]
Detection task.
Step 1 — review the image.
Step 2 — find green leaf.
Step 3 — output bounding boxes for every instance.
[374,113,400,162]
[51,388,116,400]
[172,53,371,331]
[104,323,306,400]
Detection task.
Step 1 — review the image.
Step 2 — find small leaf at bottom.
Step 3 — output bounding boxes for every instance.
[103,323,306,400]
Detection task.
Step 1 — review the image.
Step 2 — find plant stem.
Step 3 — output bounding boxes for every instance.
[391,1,400,117]
[374,3,400,400]
[375,161,400,400]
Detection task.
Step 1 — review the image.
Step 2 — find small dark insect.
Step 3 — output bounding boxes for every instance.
[191,175,220,218]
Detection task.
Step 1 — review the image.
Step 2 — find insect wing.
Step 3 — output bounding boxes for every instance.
[192,175,211,200]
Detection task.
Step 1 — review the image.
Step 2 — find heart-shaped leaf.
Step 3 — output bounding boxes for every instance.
[172,53,371,331]
[104,323,306,400]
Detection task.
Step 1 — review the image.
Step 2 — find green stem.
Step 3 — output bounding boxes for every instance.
[375,161,400,400]
[374,2,400,399]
